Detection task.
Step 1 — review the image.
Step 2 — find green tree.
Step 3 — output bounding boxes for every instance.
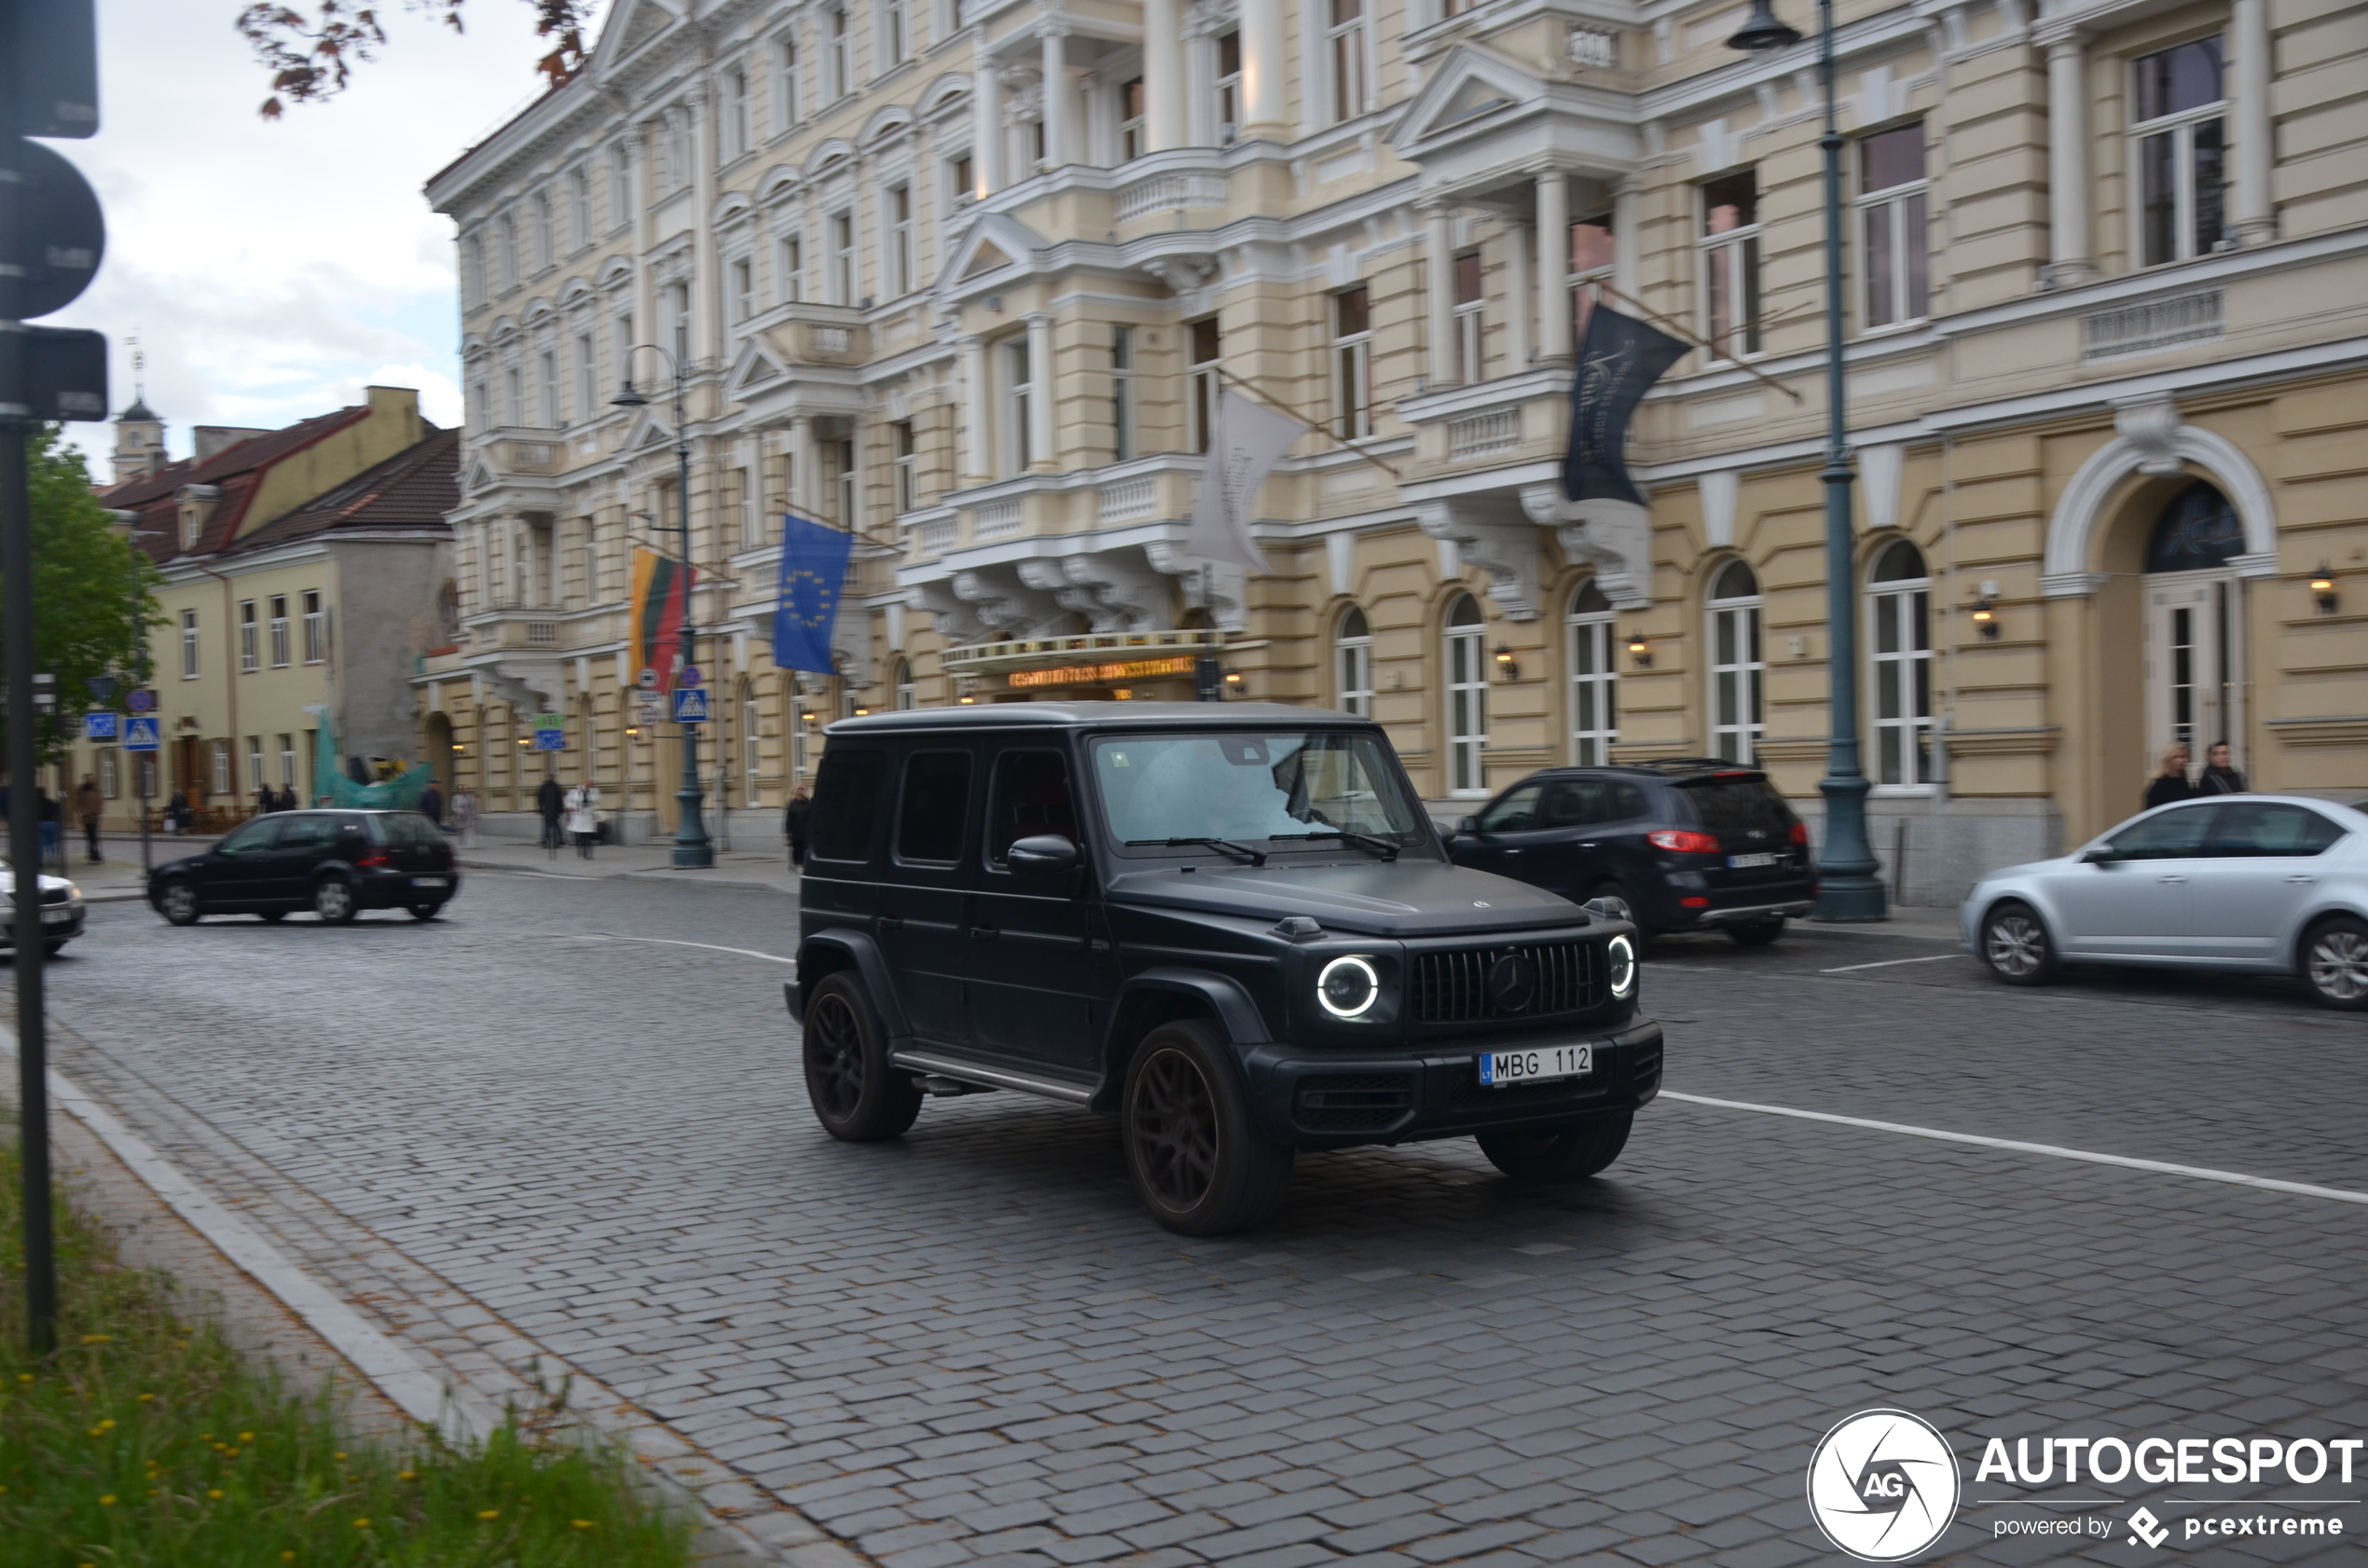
[2,427,160,765]
[239,1,593,117]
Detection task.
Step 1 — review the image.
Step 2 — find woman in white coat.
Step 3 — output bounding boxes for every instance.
[563,780,602,860]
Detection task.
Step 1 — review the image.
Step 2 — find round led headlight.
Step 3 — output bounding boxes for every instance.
[1607,935,1637,998]
[1316,955,1381,1018]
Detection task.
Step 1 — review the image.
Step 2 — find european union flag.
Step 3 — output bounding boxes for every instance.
[773,513,853,674]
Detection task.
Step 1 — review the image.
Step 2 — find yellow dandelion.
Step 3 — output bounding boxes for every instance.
[283,1554,297,1563]
[208,1489,225,1500]
[571,1519,596,1530]
[396,1469,416,1481]
[477,1508,500,1520]
[16,1373,30,1382]
[240,1431,255,1442]
[352,1518,371,1530]
[81,1333,111,1344]
[223,1447,241,1458]
[333,1451,346,1460]
[99,1494,117,1506]
[137,1392,156,1402]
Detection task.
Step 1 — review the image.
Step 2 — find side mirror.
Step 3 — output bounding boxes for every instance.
[1457,816,1480,834]
[1583,894,1632,924]
[1007,833,1081,875]
[2080,846,2117,865]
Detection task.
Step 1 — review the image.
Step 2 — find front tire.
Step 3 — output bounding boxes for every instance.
[1478,1112,1632,1183]
[1728,918,1784,946]
[1122,1022,1294,1236]
[2301,915,2368,1011]
[158,879,200,927]
[802,972,922,1140]
[311,877,358,925]
[1979,901,2056,985]
[407,901,445,921]
[43,941,67,958]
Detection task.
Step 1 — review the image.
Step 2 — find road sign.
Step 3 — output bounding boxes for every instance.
[13,141,105,320]
[636,667,659,690]
[126,687,156,713]
[633,699,665,727]
[122,716,159,752]
[82,712,116,741]
[533,728,568,751]
[678,666,704,688]
[25,326,107,420]
[16,0,100,140]
[671,688,710,723]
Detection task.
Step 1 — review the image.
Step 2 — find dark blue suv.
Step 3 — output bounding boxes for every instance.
[1451,760,1816,944]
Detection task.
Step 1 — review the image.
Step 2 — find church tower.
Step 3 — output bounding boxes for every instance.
[111,339,168,486]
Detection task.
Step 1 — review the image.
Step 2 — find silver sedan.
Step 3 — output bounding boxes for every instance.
[1962,794,2368,1010]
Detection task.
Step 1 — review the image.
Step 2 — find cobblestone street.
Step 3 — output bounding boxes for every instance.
[26,871,2368,1567]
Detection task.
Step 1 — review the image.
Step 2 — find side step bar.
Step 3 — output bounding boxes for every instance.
[889,1048,1097,1106]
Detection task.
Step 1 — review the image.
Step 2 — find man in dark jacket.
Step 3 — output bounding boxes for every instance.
[537,774,566,858]
[2196,741,2247,795]
[784,787,810,867]
[419,781,446,826]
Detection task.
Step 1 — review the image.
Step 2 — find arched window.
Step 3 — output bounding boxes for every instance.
[1443,593,1488,795]
[1706,559,1764,763]
[1567,580,1617,764]
[2144,481,2243,573]
[894,658,917,710]
[1336,606,1373,717]
[1867,540,1932,786]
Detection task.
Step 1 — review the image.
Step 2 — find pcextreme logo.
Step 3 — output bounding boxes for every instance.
[1806,1410,1962,1561]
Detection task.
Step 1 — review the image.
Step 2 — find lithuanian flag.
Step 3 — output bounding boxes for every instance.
[630,546,695,691]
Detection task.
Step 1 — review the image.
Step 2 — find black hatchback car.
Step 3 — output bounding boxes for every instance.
[1451,760,1816,943]
[148,809,460,926]
[791,702,1662,1234]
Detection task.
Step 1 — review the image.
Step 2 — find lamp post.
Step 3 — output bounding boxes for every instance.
[612,346,713,869]
[1729,0,1886,920]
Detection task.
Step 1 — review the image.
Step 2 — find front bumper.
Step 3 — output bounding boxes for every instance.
[1241,1017,1664,1149]
[0,906,86,946]
[1684,898,1813,928]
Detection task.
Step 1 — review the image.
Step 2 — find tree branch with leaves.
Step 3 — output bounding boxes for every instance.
[237,0,593,118]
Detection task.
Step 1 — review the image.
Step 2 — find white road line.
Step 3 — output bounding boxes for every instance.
[1819,953,1964,974]
[563,932,797,965]
[1661,1090,2368,1208]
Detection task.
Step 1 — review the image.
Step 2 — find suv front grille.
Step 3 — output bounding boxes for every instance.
[1410,942,1602,1024]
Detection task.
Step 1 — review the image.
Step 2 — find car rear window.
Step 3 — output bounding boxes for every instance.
[372,813,444,851]
[1676,777,1797,834]
[809,748,890,863]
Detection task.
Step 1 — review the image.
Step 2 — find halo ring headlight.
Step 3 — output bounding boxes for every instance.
[1317,955,1381,1018]
[1607,935,1637,997]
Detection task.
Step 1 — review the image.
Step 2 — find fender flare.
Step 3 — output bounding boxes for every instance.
[790,928,911,1038]
[1095,966,1274,1110]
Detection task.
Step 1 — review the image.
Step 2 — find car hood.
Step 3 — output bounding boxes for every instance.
[0,867,76,899]
[1107,859,1587,937]
[1976,854,2083,883]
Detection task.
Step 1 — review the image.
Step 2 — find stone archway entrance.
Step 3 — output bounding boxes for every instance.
[2141,481,2248,771]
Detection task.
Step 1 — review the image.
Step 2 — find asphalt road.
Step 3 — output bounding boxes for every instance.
[23,872,2368,1567]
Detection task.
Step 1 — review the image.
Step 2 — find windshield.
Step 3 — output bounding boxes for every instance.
[1093,732,1424,850]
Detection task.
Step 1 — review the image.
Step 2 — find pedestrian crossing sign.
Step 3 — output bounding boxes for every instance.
[670,688,710,723]
[122,715,159,751]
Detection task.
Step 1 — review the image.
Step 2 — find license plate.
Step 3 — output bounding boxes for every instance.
[41,908,75,923]
[1478,1044,1591,1087]
[410,876,448,888]
[1728,851,1783,868]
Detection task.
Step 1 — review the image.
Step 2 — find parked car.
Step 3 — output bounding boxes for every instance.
[147,809,460,926]
[790,703,1663,1234]
[1962,794,2368,1009]
[1450,760,1817,944]
[0,860,86,956]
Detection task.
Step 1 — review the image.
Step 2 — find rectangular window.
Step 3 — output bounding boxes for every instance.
[1007,337,1036,473]
[181,609,200,678]
[1214,31,1242,140]
[724,467,751,549]
[824,5,849,100]
[1568,212,1615,344]
[949,151,975,207]
[537,349,558,426]
[776,233,804,303]
[463,235,485,308]
[1870,578,1934,785]
[612,311,635,391]
[1452,252,1484,384]
[836,437,859,529]
[1568,612,1618,764]
[238,600,259,673]
[1120,77,1146,162]
[1188,316,1221,453]
[731,257,754,323]
[503,365,523,427]
[2132,34,2226,266]
[723,66,750,160]
[211,739,231,798]
[887,183,913,296]
[302,591,325,664]
[568,166,590,249]
[1709,598,1765,763]
[278,735,296,787]
[608,143,631,227]
[1700,171,1762,360]
[575,331,597,421]
[100,749,118,799]
[1333,286,1373,440]
[810,747,889,860]
[247,736,264,796]
[892,420,917,514]
[773,34,801,128]
[668,282,692,364]
[1111,323,1136,462]
[498,214,517,289]
[985,750,1075,865]
[1858,123,1929,329]
[531,192,553,270]
[1337,622,1373,718]
[831,211,857,304]
[1446,616,1488,795]
[882,0,907,65]
[1328,0,1369,123]
[268,595,290,667]
[895,750,971,863]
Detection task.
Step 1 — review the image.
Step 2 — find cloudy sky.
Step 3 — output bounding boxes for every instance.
[50,0,613,472]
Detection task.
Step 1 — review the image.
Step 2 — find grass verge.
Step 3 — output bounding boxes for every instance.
[0,1136,698,1566]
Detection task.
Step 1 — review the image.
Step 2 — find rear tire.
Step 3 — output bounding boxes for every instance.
[158,879,200,927]
[311,877,358,925]
[1478,1112,1632,1183]
[258,911,287,923]
[407,901,445,921]
[1979,901,2056,985]
[1728,918,1784,946]
[802,972,922,1140]
[2300,915,2368,1011]
[1122,1021,1293,1236]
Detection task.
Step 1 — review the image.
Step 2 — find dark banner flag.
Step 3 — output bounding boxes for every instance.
[1562,304,1691,507]
[772,513,854,674]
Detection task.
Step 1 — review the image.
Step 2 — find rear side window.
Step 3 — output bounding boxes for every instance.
[373,813,442,850]
[896,750,973,865]
[986,750,1076,866]
[1607,782,1648,819]
[1542,779,1604,827]
[2209,802,2345,857]
[277,815,337,852]
[1678,777,1796,834]
[810,748,890,862]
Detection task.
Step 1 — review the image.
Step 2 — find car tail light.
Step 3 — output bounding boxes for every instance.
[354,852,390,869]
[1680,896,1711,908]
[1648,830,1721,853]
[1789,821,1810,846]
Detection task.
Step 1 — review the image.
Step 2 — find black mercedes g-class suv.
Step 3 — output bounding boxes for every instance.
[789,703,1662,1234]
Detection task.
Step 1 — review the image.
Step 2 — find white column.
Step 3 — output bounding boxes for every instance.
[1145,0,1185,152]
[1040,27,1070,170]
[2045,36,2094,286]
[959,337,992,482]
[1424,205,1457,388]
[2228,0,2275,245]
[1505,225,1533,370]
[1241,0,1287,139]
[1613,178,1642,301]
[690,84,721,368]
[975,36,1003,193]
[1026,312,1056,469]
[1535,171,1570,363]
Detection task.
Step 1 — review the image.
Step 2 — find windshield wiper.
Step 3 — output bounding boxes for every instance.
[1269,830,1400,861]
[1127,836,1268,867]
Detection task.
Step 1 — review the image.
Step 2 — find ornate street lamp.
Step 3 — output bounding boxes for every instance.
[613,347,713,869]
[1730,0,1886,920]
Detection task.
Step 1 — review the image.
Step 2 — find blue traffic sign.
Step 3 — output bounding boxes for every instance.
[122,715,159,751]
[532,727,568,750]
[83,711,117,741]
[127,688,156,712]
[670,688,710,723]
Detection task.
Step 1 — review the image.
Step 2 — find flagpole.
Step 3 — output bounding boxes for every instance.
[1211,365,1404,481]
[1590,284,1804,405]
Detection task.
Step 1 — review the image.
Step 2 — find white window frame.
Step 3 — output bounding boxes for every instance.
[302,591,326,665]
[835,437,860,529]
[1444,596,1489,796]
[2129,36,2227,268]
[667,281,693,364]
[210,739,231,797]
[945,150,977,213]
[1212,30,1242,142]
[1111,324,1136,462]
[1706,565,1765,763]
[239,599,259,673]
[776,233,805,304]
[1699,173,1763,362]
[503,364,524,428]
[462,234,485,308]
[575,330,597,422]
[881,0,908,68]
[723,66,750,161]
[1006,337,1036,475]
[268,595,290,667]
[1568,592,1618,764]
[892,420,917,514]
[830,210,857,305]
[1119,77,1146,162]
[1452,251,1483,385]
[1332,287,1372,441]
[497,213,518,291]
[895,659,917,710]
[730,256,755,323]
[537,349,558,427]
[885,182,914,296]
[531,190,553,270]
[1867,545,1934,791]
[773,33,802,130]
[1856,124,1930,331]
[1336,607,1374,718]
[247,737,265,795]
[823,6,850,102]
[568,166,591,250]
[1187,318,1220,454]
[1566,213,1616,355]
[744,687,764,788]
[100,749,117,799]
[607,144,632,230]
[1326,0,1370,125]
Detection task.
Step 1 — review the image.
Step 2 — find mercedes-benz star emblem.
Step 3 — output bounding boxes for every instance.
[1485,954,1535,1013]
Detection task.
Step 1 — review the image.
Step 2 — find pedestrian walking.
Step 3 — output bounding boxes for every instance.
[537,774,567,859]
[784,786,810,867]
[75,774,103,863]
[166,787,192,835]
[419,779,446,828]
[450,786,479,847]
[2143,743,2194,810]
[565,780,602,860]
[2196,740,2247,795]
[36,788,62,872]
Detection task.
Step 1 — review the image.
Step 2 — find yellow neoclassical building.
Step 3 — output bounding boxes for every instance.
[422,0,2367,897]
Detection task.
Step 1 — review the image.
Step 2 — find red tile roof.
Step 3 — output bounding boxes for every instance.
[227,428,459,554]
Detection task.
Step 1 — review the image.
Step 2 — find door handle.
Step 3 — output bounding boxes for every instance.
[1579,842,1599,849]
[2157,875,2186,885]
[2286,875,2318,885]
[877,915,903,931]
[968,927,999,941]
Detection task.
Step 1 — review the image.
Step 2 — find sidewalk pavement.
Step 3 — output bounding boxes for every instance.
[455,837,801,895]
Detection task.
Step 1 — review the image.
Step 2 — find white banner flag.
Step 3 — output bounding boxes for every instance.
[1186,390,1306,575]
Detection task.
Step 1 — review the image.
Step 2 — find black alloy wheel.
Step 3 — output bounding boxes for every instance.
[158,879,200,927]
[1121,1021,1293,1236]
[801,972,921,1140]
[1979,901,2056,985]
[311,877,358,925]
[1478,1111,1632,1183]
[2301,915,2368,1011]
[1728,918,1784,946]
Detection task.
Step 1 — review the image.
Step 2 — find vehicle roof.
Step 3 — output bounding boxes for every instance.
[1514,759,1769,781]
[824,701,1375,734]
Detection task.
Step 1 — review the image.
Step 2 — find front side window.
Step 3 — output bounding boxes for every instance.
[1706,558,1764,763]
[1858,124,1929,329]
[1333,286,1372,440]
[1700,171,1762,360]
[1328,0,1370,123]
[1336,605,1373,718]
[216,817,282,856]
[1867,539,1933,786]
[1452,252,1483,384]
[986,749,1077,864]
[1093,731,1425,850]
[1188,317,1220,453]
[896,750,972,864]
[1444,593,1488,795]
[2133,35,2225,267]
[2105,803,2215,860]
[1568,579,1617,764]
[1479,781,1543,832]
